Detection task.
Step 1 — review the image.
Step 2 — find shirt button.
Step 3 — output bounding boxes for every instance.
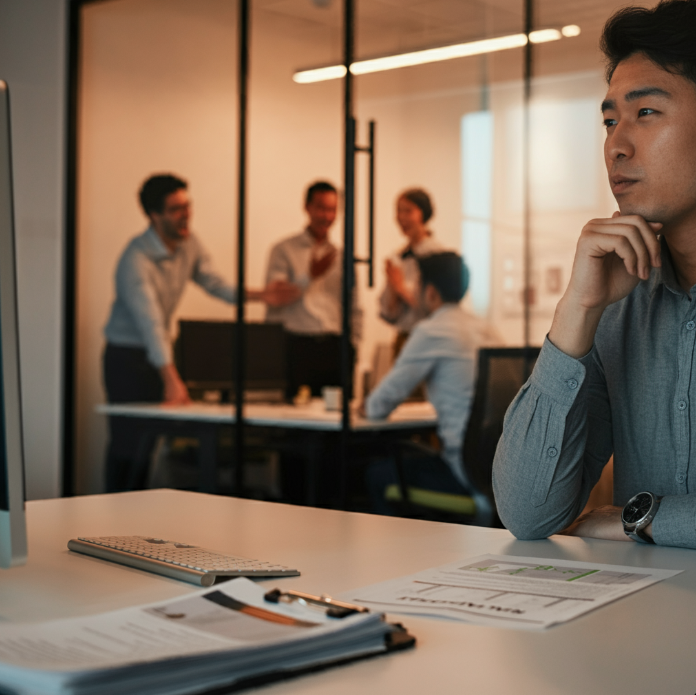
[678,401,688,411]
[567,379,578,390]
[677,474,685,483]
[687,321,696,330]
[547,447,558,458]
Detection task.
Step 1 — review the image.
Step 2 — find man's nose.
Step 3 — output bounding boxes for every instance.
[606,123,635,161]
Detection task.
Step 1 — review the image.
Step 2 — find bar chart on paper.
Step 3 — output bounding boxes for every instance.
[345,554,682,630]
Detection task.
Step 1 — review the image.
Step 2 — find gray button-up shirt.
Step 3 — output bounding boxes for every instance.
[493,238,696,549]
[367,304,500,485]
[104,227,236,368]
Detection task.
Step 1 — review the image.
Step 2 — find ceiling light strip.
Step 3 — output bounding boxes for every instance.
[293,25,580,84]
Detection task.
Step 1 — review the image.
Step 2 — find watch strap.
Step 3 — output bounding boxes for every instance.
[632,527,655,544]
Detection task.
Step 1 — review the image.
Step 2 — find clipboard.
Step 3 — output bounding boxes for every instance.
[197,588,417,694]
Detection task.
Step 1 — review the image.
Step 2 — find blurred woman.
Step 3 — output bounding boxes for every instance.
[379,188,446,354]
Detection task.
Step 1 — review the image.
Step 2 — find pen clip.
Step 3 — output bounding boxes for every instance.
[264,589,369,618]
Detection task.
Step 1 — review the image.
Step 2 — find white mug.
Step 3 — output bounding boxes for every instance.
[322,386,342,411]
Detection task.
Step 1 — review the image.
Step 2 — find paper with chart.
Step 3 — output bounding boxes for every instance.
[345,554,681,630]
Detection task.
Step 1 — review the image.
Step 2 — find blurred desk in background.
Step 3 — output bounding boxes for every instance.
[96,401,438,502]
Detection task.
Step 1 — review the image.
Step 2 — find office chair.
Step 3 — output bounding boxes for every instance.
[384,346,541,527]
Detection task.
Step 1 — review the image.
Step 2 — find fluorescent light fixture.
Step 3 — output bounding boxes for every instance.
[293,65,347,84]
[293,26,581,84]
[562,24,581,37]
[529,28,562,43]
[350,34,527,76]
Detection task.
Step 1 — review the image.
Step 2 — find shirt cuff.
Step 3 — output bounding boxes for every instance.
[652,495,696,548]
[147,340,173,369]
[530,336,590,406]
[365,393,390,420]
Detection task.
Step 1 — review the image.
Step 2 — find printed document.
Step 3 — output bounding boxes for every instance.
[344,554,681,630]
[0,577,393,695]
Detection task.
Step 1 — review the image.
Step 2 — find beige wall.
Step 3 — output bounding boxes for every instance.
[0,0,67,500]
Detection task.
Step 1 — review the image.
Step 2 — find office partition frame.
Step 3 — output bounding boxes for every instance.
[63,0,536,504]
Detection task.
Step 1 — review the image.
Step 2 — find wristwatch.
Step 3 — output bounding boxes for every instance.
[621,491,662,544]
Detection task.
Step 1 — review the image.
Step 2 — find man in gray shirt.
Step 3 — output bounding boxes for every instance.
[103,173,293,491]
[493,0,696,548]
[365,252,498,519]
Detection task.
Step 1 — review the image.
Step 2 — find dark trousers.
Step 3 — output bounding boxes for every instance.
[365,453,468,516]
[103,344,163,492]
[285,333,355,401]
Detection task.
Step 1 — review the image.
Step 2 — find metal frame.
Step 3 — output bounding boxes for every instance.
[235,0,250,495]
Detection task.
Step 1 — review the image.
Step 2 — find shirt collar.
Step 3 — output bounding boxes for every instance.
[301,227,334,248]
[651,236,688,297]
[430,303,459,320]
[144,226,174,260]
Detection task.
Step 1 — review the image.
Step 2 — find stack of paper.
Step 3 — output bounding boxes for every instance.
[0,578,400,695]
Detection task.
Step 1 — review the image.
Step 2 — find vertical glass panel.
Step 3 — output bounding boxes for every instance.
[248,0,343,330]
[246,2,344,501]
[76,0,239,493]
[528,0,648,344]
[354,0,527,384]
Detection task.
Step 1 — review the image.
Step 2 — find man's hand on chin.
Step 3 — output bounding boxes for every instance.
[560,505,642,542]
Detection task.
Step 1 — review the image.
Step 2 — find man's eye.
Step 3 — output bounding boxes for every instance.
[638,107,655,117]
[603,118,617,128]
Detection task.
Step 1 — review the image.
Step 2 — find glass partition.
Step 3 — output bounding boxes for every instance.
[70,0,642,499]
[353,0,527,385]
[75,0,240,494]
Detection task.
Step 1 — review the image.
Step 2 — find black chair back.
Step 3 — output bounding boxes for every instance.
[462,347,541,503]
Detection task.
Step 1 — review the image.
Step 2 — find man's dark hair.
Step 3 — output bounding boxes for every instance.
[601,0,696,85]
[139,174,188,216]
[417,252,470,304]
[305,180,337,206]
[400,188,434,223]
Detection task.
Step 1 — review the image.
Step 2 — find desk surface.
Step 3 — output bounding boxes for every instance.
[3,489,694,694]
[96,399,437,431]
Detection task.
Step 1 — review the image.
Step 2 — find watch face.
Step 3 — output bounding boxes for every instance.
[623,493,652,524]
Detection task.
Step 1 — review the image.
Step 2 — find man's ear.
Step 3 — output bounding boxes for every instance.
[424,283,440,310]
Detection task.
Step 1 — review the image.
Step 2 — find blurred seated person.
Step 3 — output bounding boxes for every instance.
[379,188,452,356]
[264,180,362,401]
[103,173,295,492]
[364,252,500,517]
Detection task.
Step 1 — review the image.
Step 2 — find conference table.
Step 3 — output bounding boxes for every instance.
[3,489,694,694]
[96,401,438,502]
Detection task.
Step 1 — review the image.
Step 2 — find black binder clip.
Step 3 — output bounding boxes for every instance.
[264,588,370,618]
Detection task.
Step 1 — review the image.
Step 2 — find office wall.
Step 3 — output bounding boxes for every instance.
[0,0,67,500]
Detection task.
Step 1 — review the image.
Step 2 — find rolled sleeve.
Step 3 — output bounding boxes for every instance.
[192,240,236,303]
[493,337,611,540]
[266,243,310,291]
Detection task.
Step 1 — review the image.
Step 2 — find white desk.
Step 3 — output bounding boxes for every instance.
[96,400,438,431]
[4,489,695,694]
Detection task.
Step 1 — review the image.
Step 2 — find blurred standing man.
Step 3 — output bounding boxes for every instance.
[103,173,293,491]
[494,0,696,549]
[265,181,362,400]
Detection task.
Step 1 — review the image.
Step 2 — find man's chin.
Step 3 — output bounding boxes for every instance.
[616,202,658,222]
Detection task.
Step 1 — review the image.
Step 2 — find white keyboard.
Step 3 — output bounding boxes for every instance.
[68,535,300,586]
